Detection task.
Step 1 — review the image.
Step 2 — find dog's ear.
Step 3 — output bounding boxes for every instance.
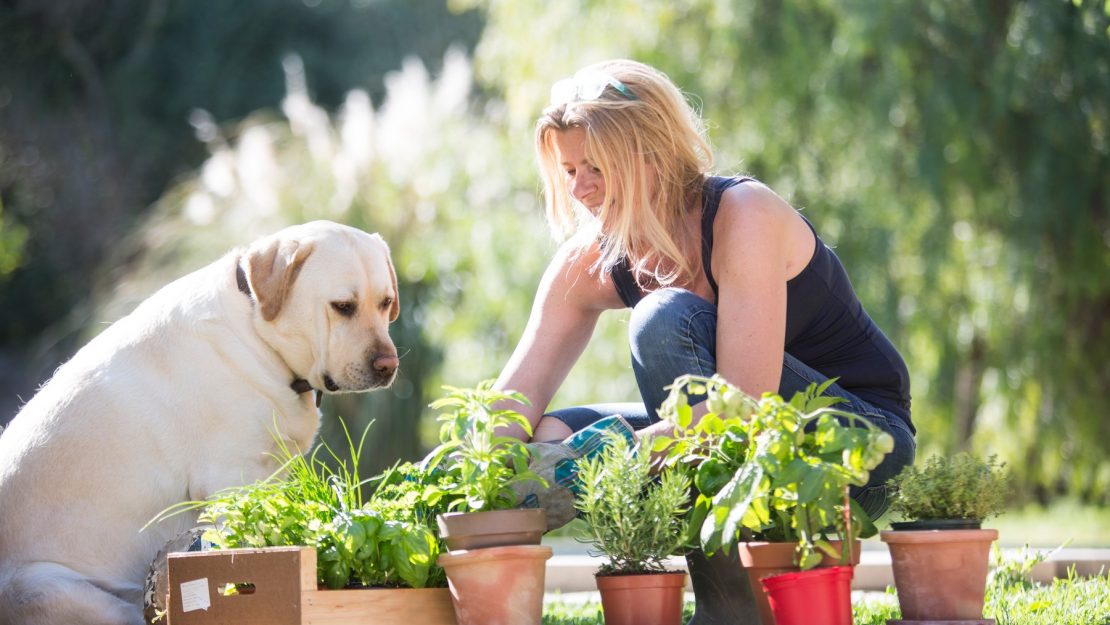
[246,237,316,322]
[379,236,400,322]
[386,257,400,322]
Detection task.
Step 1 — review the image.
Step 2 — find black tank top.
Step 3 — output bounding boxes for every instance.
[610,176,913,429]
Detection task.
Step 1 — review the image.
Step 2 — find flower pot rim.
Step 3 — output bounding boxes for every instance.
[595,570,687,592]
[437,508,547,521]
[437,508,546,550]
[737,539,861,566]
[879,527,999,544]
[436,543,552,567]
[594,568,687,578]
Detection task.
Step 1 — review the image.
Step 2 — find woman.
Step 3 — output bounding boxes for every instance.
[496,60,915,622]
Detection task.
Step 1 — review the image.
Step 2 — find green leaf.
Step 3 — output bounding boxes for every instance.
[324,560,350,590]
[705,461,765,553]
[849,497,878,539]
[797,469,824,504]
[694,458,732,496]
[776,458,811,485]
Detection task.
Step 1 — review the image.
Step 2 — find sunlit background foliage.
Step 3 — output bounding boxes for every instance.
[1,0,1107,505]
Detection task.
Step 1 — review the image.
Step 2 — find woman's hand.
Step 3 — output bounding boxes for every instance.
[511,415,636,531]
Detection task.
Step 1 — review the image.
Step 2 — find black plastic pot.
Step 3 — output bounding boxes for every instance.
[889,518,982,531]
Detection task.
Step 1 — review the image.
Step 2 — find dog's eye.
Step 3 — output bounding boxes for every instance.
[379,297,394,312]
[331,301,357,317]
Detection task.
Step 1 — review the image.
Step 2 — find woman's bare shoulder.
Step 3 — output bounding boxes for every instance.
[714,180,815,278]
[714,180,795,238]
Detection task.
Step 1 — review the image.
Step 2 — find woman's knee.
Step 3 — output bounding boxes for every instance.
[532,416,573,443]
[850,415,916,519]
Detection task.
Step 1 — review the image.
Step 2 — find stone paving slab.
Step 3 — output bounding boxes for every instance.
[542,545,1110,592]
[544,590,892,605]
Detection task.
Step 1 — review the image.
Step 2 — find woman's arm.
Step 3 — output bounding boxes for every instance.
[495,237,624,440]
[635,180,814,442]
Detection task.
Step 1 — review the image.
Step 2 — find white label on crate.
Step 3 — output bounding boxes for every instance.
[179,578,211,612]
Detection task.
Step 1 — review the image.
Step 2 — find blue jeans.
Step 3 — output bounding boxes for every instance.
[546,288,915,519]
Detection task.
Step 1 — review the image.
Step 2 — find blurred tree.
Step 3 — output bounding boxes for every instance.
[0,0,482,421]
[5,0,1106,505]
[87,50,632,477]
[459,0,1110,502]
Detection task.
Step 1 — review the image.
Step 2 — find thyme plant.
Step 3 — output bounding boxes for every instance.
[889,453,1010,522]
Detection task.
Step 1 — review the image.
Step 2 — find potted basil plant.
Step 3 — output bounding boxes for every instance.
[881,452,1010,623]
[657,374,894,625]
[574,433,691,625]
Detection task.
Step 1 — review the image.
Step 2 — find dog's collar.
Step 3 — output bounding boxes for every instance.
[237,258,320,407]
[235,260,252,300]
[291,378,322,407]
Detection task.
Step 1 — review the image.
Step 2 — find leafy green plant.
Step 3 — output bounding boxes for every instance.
[312,508,439,589]
[657,375,894,570]
[422,380,546,512]
[154,420,450,589]
[574,433,691,575]
[889,453,1011,522]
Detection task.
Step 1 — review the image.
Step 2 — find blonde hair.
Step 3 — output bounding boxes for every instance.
[535,59,713,287]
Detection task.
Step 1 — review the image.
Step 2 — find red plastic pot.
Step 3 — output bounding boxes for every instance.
[738,540,860,625]
[760,565,853,625]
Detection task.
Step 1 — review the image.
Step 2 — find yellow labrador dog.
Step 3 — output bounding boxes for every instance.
[0,221,400,625]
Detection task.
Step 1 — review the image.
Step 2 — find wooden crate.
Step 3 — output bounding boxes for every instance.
[167,546,457,625]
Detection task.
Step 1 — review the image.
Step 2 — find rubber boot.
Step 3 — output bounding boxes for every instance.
[685,547,763,625]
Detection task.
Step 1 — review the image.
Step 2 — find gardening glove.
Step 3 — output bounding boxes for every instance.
[512,414,636,532]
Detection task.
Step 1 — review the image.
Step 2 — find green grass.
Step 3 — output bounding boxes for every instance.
[853,588,901,625]
[541,598,693,625]
[991,500,1110,548]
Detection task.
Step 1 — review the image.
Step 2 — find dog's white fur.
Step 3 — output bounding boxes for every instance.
[0,221,400,625]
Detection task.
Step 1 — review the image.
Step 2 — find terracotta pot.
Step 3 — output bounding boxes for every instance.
[437,544,552,625]
[737,540,860,625]
[880,528,998,622]
[595,571,687,625]
[761,565,853,625]
[437,508,546,550]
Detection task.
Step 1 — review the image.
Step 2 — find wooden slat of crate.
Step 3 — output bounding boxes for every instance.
[303,586,457,625]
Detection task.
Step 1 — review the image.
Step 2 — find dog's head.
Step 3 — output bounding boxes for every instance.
[242,220,400,393]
